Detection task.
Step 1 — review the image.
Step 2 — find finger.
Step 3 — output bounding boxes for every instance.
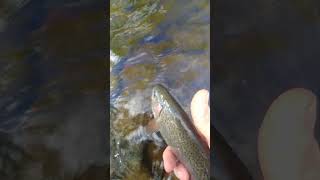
[258,88,320,180]
[191,89,210,147]
[163,146,178,172]
[174,163,190,180]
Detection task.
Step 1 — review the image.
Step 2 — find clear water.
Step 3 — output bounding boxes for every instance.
[110,0,210,179]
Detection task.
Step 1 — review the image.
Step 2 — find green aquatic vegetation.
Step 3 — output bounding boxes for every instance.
[122,63,157,82]
[110,109,153,179]
[110,75,120,94]
[113,110,151,137]
[110,131,165,180]
[110,0,169,56]
[140,40,175,55]
[171,26,209,51]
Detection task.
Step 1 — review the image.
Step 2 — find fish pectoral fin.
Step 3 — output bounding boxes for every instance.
[145,120,166,147]
[145,119,160,134]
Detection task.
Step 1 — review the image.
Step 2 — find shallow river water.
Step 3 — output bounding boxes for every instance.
[110,0,210,179]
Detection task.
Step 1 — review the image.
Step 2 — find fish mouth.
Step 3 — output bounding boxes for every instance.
[151,89,163,118]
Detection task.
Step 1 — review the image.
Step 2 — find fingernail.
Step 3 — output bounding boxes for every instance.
[174,168,181,179]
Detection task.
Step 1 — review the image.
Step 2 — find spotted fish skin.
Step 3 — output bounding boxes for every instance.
[151,84,210,180]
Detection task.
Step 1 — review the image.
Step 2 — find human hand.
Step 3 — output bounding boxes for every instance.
[162,89,210,180]
[259,88,320,180]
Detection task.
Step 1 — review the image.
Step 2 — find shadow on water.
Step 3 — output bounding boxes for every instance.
[110,0,209,179]
[0,0,107,180]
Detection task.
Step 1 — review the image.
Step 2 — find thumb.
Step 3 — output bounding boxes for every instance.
[191,89,210,147]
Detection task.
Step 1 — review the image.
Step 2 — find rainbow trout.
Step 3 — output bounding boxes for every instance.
[151,84,210,180]
[151,84,253,180]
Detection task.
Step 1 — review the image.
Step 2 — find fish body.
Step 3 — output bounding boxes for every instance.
[151,84,210,180]
[151,84,253,180]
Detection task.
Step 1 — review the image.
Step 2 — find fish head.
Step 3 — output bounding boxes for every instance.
[151,84,168,120]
